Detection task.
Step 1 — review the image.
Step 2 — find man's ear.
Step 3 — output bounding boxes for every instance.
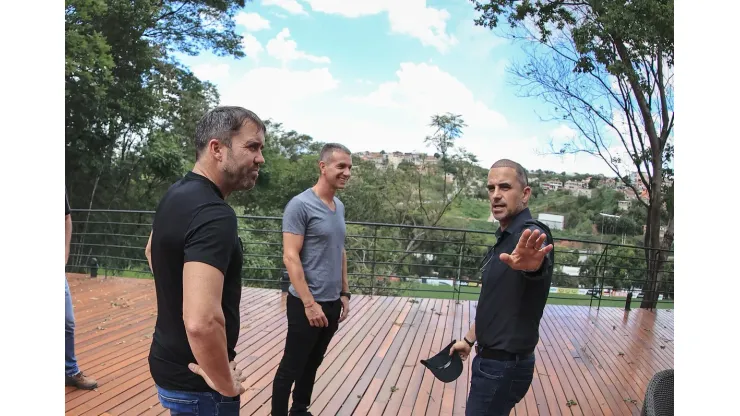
[522,185,532,204]
[208,138,225,161]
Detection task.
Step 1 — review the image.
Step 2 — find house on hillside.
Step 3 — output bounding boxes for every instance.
[541,181,563,193]
[573,188,593,198]
[538,213,565,230]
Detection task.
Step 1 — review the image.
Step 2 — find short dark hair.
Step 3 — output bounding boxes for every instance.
[319,143,351,162]
[491,159,528,188]
[194,106,265,160]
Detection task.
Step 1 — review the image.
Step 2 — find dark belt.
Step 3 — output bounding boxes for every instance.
[475,345,534,361]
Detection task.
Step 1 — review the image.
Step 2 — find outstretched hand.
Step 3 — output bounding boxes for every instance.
[499,228,553,272]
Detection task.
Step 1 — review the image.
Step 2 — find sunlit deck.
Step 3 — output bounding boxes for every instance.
[64,273,673,415]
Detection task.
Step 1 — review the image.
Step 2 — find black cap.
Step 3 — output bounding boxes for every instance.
[420,340,463,383]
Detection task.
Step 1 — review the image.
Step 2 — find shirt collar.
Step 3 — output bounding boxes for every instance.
[185,171,225,200]
[495,207,533,238]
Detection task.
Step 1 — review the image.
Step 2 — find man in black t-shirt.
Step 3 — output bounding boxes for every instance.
[449,159,555,416]
[145,106,266,416]
[65,191,98,390]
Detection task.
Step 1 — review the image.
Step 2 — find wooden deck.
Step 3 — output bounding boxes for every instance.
[64,274,673,416]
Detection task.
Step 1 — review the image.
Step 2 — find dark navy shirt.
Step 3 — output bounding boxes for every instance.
[474,208,554,354]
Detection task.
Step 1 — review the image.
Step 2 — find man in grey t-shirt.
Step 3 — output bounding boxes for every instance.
[272,143,353,416]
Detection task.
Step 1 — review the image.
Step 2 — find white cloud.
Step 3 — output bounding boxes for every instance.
[262,0,307,15]
[217,67,339,120]
[351,62,507,131]
[234,12,271,31]
[454,19,507,58]
[541,123,635,176]
[204,63,617,176]
[241,34,264,59]
[303,0,457,52]
[550,124,578,142]
[191,63,230,83]
[266,28,331,64]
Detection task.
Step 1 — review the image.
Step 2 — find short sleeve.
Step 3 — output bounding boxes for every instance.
[282,197,307,235]
[184,204,237,276]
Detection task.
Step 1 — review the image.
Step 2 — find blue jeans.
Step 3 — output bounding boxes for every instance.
[465,353,536,416]
[156,385,241,415]
[65,276,79,377]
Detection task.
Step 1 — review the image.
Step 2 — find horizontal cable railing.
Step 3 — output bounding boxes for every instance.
[66,209,674,309]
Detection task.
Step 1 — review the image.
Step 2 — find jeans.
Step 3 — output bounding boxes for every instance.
[465,353,536,416]
[65,276,79,377]
[272,294,342,416]
[156,385,240,415]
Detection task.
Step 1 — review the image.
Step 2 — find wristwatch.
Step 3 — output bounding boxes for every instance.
[340,291,351,300]
[463,337,475,347]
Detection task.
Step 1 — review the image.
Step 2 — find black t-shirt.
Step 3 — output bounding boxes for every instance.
[148,171,243,392]
[475,208,554,354]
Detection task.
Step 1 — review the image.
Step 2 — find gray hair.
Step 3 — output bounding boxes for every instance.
[194,106,265,160]
[491,159,529,189]
[320,143,351,162]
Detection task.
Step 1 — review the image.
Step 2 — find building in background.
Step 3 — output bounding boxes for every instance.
[538,213,565,230]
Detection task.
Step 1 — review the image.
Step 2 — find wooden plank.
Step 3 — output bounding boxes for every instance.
[63,275,674,416]
[242,294,386,415]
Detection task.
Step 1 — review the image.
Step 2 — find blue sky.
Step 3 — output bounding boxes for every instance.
[177,0,625,176]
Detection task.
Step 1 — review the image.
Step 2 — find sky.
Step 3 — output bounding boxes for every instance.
[176,0,627,176]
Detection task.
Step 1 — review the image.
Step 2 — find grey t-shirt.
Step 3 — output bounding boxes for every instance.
[282,188,346,302]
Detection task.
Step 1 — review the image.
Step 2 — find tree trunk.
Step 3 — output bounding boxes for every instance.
[640,161,664,309]
[656,215,674,300]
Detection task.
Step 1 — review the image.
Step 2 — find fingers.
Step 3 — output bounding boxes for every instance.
[499,252,513,266]
[321,312,329,327]
[540,244,554,255]
[188,363,202,376]
[516,228,532,249]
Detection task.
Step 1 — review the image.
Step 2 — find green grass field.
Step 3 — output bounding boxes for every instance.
[79,270,673,309]
[400,283,674,309]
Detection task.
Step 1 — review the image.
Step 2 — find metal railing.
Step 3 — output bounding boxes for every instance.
[66,209,674,309]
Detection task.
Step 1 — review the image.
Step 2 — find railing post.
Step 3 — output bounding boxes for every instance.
[598,246,607,310]
[369,225,378,297]
[89,257,98,278]
[625,290,632,311]
[455,232,466,303]
[280,269,290,293]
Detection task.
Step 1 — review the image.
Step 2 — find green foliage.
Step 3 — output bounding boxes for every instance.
[65,0,247,212]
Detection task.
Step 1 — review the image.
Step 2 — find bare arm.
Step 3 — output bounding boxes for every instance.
[65,214,72,265]
[464,323,476,343]
[183,261,233,394]
[145,231,153,273]
[283,233,313,305]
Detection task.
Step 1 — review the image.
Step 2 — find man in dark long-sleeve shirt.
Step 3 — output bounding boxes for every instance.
[450,159,554,416]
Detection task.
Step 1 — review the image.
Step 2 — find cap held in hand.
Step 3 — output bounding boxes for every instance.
[420,340,463,383]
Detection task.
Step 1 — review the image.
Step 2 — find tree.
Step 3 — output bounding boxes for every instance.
[66,0,248,211]
[470,0,674,308]
[425,113,468,202]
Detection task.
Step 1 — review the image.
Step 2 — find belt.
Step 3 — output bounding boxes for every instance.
[475,345,534,361]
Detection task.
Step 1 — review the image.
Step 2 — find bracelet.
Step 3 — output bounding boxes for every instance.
[304,301,315,309]
[463,337,475,347]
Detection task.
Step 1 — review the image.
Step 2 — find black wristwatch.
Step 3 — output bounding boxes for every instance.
[463,337,475,347]
[340,291,351,300]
